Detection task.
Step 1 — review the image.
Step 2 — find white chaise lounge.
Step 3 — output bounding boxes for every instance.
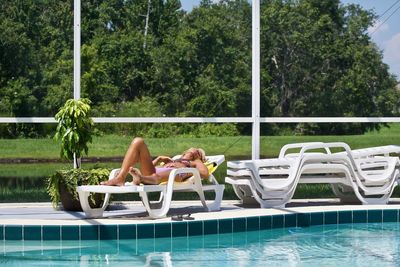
[226,143,400,208]
[225,142,326,206]
[77,155,225,219]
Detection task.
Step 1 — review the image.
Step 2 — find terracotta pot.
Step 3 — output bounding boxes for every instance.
[59,182,103,211]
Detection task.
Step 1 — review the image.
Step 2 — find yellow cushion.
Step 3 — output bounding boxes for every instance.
[205,161,218,174]
[158,161,217,185]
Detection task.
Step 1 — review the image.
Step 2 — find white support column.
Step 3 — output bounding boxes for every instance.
[252,0,261,160]
[74,0,81,100]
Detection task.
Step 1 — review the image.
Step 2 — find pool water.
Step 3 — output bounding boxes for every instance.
[1,222,399,266]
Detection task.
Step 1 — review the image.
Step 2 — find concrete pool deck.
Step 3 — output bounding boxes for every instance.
[1,199,400,225]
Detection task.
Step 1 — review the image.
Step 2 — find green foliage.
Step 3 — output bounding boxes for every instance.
[81,44,119,104]
[47,168,109,208]
[1,78,38,116]
[91,96,240,137]
[54,99,94,167]
[42,51,74,114]
[260,0,399,134]
[0,0,399,137]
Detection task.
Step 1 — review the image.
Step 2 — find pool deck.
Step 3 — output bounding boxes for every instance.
[1,199,400,225]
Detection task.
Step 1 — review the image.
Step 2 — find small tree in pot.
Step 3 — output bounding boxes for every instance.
[47,98,108,210]
[54,98,94,168]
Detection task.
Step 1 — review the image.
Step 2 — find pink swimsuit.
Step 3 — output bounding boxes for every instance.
[155,159,191,177]
[155,167,174,174]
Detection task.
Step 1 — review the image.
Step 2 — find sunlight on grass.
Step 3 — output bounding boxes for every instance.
[1,124,400,202]
[1,124,399,159]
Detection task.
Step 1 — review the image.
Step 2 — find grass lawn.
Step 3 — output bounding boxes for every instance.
[1,123,400,202]
[1,123,399,159]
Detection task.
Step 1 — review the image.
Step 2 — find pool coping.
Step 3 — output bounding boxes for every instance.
[1,199,400,240]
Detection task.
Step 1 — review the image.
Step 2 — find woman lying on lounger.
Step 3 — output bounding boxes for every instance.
[101,137,209,186]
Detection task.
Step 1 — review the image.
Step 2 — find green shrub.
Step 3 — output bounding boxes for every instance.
[47,168,109,208]
[90,97,240,138]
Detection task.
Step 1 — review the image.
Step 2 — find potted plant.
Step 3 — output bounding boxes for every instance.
[47,98,109,210]
[54,98,94,169]
[48,168,109,211]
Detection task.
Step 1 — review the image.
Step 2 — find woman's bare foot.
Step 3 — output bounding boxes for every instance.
[100,170,126,186]
[100,176,126,186]
[129,167,142,185]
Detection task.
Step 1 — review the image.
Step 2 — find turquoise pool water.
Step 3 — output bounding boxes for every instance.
[1,222,399,266]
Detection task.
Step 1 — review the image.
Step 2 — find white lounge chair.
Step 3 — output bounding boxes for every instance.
[226,143,399,207]
[226,142,326,206]
[330,144,400,202]
[77,155,225,218]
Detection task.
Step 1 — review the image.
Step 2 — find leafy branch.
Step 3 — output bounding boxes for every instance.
[54,98,94,168]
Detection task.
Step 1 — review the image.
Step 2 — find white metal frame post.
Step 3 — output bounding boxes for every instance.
[74,0,81,100]
[252,0,261,160]
[73,0,81,168]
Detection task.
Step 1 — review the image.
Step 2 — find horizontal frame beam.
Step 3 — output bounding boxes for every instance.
[1,117,400,123]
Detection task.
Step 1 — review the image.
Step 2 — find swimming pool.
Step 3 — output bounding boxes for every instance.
[1,222,399,266]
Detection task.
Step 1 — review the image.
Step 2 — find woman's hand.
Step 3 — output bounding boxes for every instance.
[153,155,172,166]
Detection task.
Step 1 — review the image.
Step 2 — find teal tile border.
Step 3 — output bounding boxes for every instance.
[2,209,400,241]
[339,210,352,224]
[155,223,171,238]
[297,213,310,227]
[204,220,218,235]
[0,225,3,240]
[219,218,233,234]
[310,212,323,226]
[43,225,61,240]
[260,215,272,230]
[119,224,136,239]
[247,216,260,231]
[324,211,338,225]
[61,225,79,240]
[172,221,187,237]
[233,217,246,232]
[100,224,117,240]
[81,225,99,240]
[353,210,367,223]
[285,214,297,228]
[383,209,398,222]
[24,226,42,240]
[188,220,203,236]
[5,225,22,240]
[368,210,383,223]
[137,224,154,239]
[272,214,284,229]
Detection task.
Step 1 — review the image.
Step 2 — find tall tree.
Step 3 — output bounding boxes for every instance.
[260,0,399,134]
[149,0,251,116]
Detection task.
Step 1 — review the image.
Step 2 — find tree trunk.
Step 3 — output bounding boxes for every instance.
[143,0,151,49]
[73,153,81,169]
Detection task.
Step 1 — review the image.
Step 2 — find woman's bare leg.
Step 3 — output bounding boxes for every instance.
[129,167,161,185]
[101,137,156,186]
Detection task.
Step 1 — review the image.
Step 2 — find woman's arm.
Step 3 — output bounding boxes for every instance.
[191,159,209,179]
[152,155,172,166]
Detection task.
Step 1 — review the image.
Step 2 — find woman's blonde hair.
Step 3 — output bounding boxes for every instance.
[184,147,206,162]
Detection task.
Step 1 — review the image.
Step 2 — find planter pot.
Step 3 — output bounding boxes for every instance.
[59,183,103,211]
[47,168,110,211]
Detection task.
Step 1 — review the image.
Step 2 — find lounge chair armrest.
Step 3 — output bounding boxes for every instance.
[298,142,351,158]
[109,168,121,180]
[350,145,400,158]
[167,168,201,185]
[279,142,326,158]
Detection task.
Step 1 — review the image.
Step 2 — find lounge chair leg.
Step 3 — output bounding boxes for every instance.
[77,190,110,218]
[140,189,171,218]
[203,185,224,211]
[248,185,288,208]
